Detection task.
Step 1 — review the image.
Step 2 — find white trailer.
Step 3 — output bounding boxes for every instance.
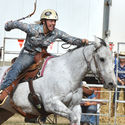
[0,0,113,61]
[107,0,125,52]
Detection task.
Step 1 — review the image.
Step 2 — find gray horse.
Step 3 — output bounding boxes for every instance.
[0,37,116,125]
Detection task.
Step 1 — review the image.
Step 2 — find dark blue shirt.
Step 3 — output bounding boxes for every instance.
[88,93,96,99]
[114,59,125,79]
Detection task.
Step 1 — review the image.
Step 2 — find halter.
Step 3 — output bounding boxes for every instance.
[83,43,105,83]
[93,51,104,83]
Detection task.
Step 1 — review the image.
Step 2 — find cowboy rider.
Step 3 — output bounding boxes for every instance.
[0,9,88,103]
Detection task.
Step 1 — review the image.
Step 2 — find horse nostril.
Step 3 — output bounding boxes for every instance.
[108,82,116,90]
[109,82,113,86]
[104,82,115,90]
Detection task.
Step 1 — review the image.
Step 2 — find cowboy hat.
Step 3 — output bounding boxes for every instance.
[119,51,125,56]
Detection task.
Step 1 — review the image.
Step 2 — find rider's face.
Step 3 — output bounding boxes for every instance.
[45,19,56,31]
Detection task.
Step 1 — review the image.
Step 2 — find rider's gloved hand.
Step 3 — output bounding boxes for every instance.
[5,21,13,31]
[82,39,89,45]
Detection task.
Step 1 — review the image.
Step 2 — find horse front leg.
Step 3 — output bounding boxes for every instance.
[71,104,81,125]
[0,108,14,124]
[44,99,78,124]
[68,88,83,125]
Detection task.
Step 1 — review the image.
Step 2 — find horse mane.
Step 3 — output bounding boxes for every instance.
[67,46,82,52]
[67,43,94,53]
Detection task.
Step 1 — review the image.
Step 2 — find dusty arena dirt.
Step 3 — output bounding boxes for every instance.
[2,88,125,125]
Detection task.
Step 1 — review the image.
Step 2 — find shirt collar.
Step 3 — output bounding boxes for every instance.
[39,24,44,34]
[51,28,56,35]
[39,24,55,35]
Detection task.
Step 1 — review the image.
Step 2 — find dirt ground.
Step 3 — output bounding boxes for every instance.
[2,88,125,125]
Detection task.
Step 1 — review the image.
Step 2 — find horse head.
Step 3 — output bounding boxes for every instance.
[87,37,116,90]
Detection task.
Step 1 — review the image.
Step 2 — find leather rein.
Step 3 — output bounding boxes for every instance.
[83,44,104,83]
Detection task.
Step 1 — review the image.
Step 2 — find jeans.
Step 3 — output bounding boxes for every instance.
[0,50,35,90]
[81,105,99,125]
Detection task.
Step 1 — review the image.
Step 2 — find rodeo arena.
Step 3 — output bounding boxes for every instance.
[0,0,125,125]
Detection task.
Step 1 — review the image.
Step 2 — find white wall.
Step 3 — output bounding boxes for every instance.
[0,0,104,61]
[108,0,125,52]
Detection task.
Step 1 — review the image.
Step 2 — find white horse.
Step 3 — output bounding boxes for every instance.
[0,37,116,125]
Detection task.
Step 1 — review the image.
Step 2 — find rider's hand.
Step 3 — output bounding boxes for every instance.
[82,39,89,45]
[120,80,124,86]
[5,21,13,31]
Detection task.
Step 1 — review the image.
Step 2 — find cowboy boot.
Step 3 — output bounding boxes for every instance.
[0,89,8,103]
[0,85,13,104]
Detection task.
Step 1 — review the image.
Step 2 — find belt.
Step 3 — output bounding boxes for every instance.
[24,48,34,53]
[23,49,31,53]
[24,47,47,53]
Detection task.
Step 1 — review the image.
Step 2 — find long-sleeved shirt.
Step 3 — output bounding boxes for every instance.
[114,59,125,79]
[5,21,83,52]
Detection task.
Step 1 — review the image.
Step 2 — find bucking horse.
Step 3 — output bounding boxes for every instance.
[0,37,116,125]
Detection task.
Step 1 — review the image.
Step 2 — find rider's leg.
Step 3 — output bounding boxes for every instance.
[0,53,35,102]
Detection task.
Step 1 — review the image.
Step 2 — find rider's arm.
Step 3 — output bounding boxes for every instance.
[118,77,124,85]
[55,28,84,47]
[27,28,86,47]
[4,21,38,36]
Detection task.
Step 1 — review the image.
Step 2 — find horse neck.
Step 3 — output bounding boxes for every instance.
[65,45,94,82]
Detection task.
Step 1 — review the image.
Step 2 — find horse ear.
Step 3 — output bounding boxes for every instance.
[94,36,107,49]
[94,36,102,48]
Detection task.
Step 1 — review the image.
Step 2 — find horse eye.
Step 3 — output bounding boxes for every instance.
[100,57,105,62]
